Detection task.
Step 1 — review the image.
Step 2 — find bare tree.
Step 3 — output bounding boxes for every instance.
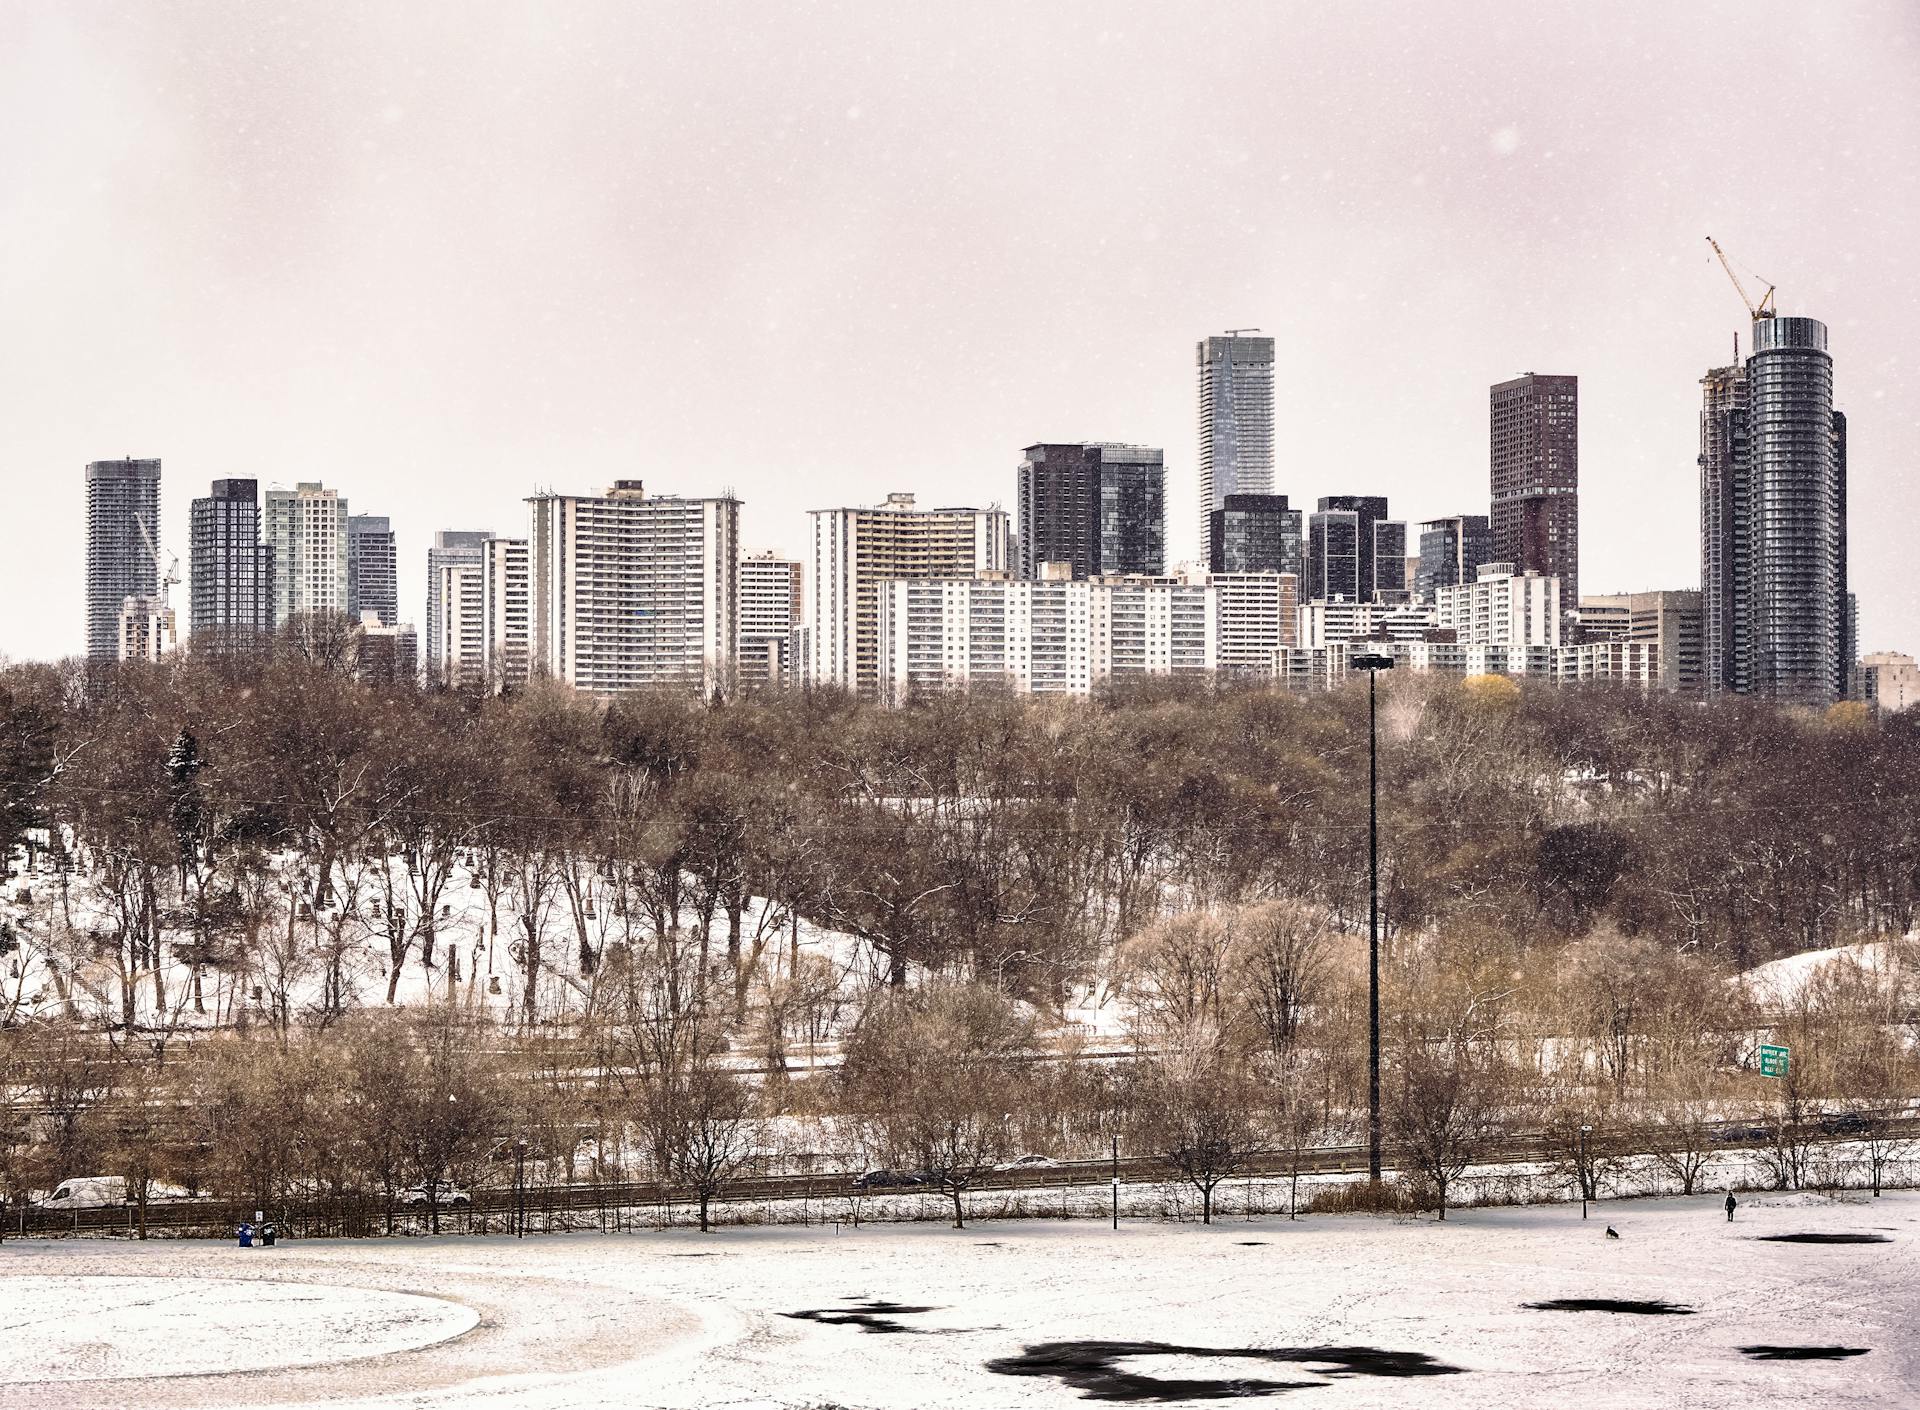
[841,983,1032,1228]
[1140,1028,1263,1225]
[1389,1053,1502,1220]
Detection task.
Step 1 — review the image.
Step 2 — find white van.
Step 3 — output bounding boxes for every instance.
[40,1176,128,1210]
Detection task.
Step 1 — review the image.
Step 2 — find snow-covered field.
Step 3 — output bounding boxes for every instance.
[2,1192,1914,1408]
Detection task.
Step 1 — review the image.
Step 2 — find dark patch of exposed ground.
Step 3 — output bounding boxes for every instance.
[985,1340,1464,1401]
[1523,1299,1696,1316]
[782,1300,943,1335]
[1740,1345,1870,1361]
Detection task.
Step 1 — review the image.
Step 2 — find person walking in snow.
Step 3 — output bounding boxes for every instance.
[1724,1192,1737,1222]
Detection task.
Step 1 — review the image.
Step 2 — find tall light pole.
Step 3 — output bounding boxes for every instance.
[1579,1125,1593,1220]
[1352,651,1395,1190]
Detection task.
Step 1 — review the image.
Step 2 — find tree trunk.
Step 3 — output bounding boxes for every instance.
[951,1186,965,1229]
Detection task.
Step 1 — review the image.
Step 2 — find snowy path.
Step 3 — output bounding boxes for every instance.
[1,1192,1914,1408]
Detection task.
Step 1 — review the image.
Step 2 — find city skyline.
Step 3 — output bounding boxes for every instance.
[3,2,1916,664]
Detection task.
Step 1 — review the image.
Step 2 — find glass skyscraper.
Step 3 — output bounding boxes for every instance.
[1210,493,1302,576]
[1017,443,1164,579]
[189,478,276,653]
[1196,334,1274,565]
[1701,316,1849,704]
[84,458,161,660]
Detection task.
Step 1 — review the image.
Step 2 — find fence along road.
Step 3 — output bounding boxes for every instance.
[11,1115,1916,1239]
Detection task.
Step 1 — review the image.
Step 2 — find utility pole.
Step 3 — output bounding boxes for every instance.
[1111,1136,1119,1230]
[1353,652,1395,1190]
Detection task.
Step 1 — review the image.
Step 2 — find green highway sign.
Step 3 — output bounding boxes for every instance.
[1759,1043,1790,1078]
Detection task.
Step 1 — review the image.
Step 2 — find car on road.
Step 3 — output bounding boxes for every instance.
[1815,1112,1871,1136]
[852,1169,927,1190]
[995,1154,1059,1172]
[397,1184,472,1209]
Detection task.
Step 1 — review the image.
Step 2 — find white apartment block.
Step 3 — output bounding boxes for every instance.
[1861,652,1920,716]
[740,551,803,688]
[878,571,1215,700]
[432,561,487,687]
[117,596,176,663]
[1211,572,1299,671]
[1437,562,1561,648]
[263,482,349,626]
[810,493,1011,696]
[1273,639,1656,691]
[527,481,740,695]
[1297,597,1439,649]
[1554,641,1660,688]
[482,536,530,690]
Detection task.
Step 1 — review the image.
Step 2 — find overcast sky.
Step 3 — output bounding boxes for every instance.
[2,1,1915,664]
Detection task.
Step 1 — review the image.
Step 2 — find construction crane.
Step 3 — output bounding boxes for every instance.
[134,514,180,615]
[1706,236,1776,320]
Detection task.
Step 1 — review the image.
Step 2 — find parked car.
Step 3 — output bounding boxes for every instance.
[852,1169,927,1190]
[397,1184,472,1209]
[38,1176,128,1209]
[995,1154,1059,1172]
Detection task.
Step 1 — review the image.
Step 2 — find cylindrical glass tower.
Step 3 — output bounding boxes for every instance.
[1746,315,1843,704]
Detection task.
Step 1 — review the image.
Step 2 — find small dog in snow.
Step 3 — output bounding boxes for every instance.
[1605,1225,1620,1239]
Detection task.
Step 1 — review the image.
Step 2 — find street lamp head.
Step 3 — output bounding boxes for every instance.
[1580,1125,1593,1133]
[1352,653,1395,671]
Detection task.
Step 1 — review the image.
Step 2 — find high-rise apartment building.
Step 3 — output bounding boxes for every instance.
[1210,572,1300,671]
[1016,443,1164,579]
[1197,333,1275,564]
[1416,515,1492,600]
[1576,590,1703,693]
[481,537,530,691]
[1699,363,1750,693]
[1437,562,1562,649]
[117,596,175,663]
[347,515,398,627]
[1306,509,1360,602]
[355,621,420,686]
[431,560,487,688]
[1209,494,1302,576]
[528,481,740,695]
[84,458,162,661]
[809,493,1011,695]
[1371,519,1409,599]
[1297,598,1439,648]
[1860,652,1920,717]
[188,478,276,654]
[877,570,1215,699]
[1490,373,1579,609]
[1699,316,1849,704]
[425,530,490,668]
[263,482,350,626]
[739,551,804,688]
[1313,496,1393,602]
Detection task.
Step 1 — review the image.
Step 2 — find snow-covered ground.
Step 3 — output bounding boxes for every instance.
[3,1191,1914,1408]
[1742,938,1915,1009]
